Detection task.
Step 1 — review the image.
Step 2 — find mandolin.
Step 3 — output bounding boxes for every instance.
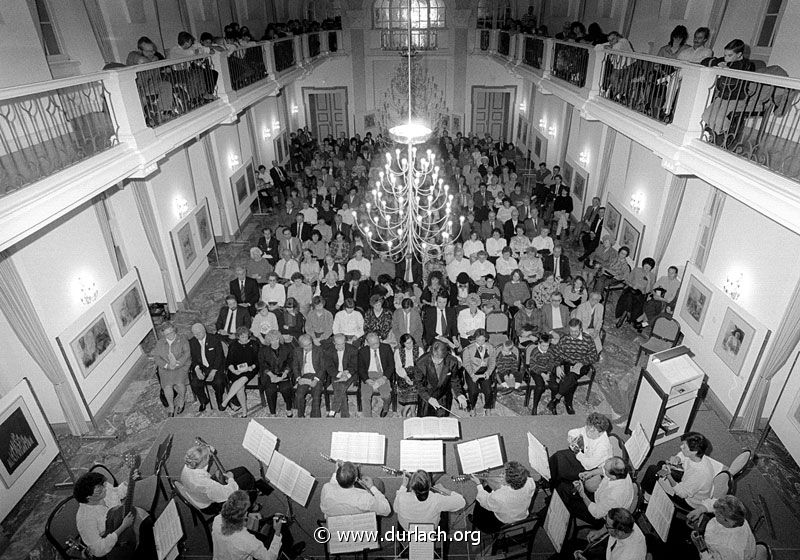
[196,436,228,483]
[320,453,375,495]
[383,466,446,494]
[103,453,141,560]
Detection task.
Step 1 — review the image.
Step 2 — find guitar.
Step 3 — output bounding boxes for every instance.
[320,453,375,495]
[196,436,228,484]
[103,453,141,560]
[64,537,90,560]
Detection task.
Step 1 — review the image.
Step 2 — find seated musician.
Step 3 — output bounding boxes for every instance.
[559,457,635,528]
[319,461,391,518]
[394,470,466,530]
[548,412,613,489]
[469,461,536,534]
[357,332,395,417]
[180,444,263,515]
[573,508,647,560]
[689,495,756,560]
[74,470,156,558]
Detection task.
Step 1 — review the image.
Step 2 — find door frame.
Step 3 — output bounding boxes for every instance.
[469,85,517,142]
[301,86,350,139]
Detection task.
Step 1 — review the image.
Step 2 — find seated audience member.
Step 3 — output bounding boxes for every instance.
[364,294,394,344]
[343,270,371,312]
[305,296,334,346]
[181,444,264,514]
[573,508,646,560]
[394,470,466,530]
[615,257,656,329]
[216,294,253,339]
[279,298,305,343]
[74,469,156,559]
[531,226,554,255]
[701,39,756,137]
[332,298,365,343]
[347,246,371,277]
[394,333,424,417]
[485,229,507,261]
[543,244,571,282]
[415,341,468,417]
[275,249,300,283]
[641,432,724,509]
[594,246,631,294]
[548,318,600,414]
[677,26,714,64]
[494,247,518,290]
[357,332,395,417]
[189,323,225,412]
[420,272,446,308]
[470,251,496,284]
[477,275,502,309]
[641,265,681,327]
[587,236,616,285]
[548,412,613,488]
[515,297,542,334]
[258,228,280,266]
[689,495,756,560]
[503,269,531,313]
[540,292,570,335]
[423,294,458,348]
[319,270,344,313]
[221,327,260,416]
[457,294,486,348]
[153,322,190,417]
[258,330,293,417]
[510,225,532,258]
[572,292,605,353]
[657,25,691,59]
[230,266,260,316]
[248,247,274,286]
[470,461,536,534]
[559,457,635,528]
[392,297,423,343]
[251,301,280,344]
[326,334,358,418]
[287,273,313,316]
[320,461,391,517]
[450,272,476,307]
[299,250,321,285]
[496,338,522,392]
[292,334,330,418]
[261,273,286,309]
[462,329,497,414]
[447,247,472,284]
[463,231,485,260]
[526,333,560,414]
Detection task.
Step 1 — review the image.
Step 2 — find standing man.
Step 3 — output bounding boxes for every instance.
[579,205,605,262]
[270,159,291,195]
[188,323,226,412]
[229,266,260,316]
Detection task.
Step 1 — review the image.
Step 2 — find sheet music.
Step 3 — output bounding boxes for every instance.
[330,432,386,464]
[625,424,651,471]
[404,417,460,439]
[266,451,315,506]
[400,440,444,472]
[456,435,504,474]
[646,482,674,542]
[327,512,380,554]
[527,432,551,480]
[242,420,278,465]
[154,499,183,560]
[544,490,570,553]
[409,523,435,560]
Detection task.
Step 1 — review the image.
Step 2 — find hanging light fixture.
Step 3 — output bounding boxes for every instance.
[354,0,461,262]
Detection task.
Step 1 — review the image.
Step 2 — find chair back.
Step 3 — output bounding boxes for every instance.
[169,477,214,550]
[711,470,732,500]
[608,433,631,470]
[728,450,752,478]
[88,463,118,485]
[45,496,84,560]
[651,316,680,343]
[755,541,772,560]
[486,311,509,333]
[628,481,642,515]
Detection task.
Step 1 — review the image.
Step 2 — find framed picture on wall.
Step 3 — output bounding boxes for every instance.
[177,222,197,269]
[573,170,586,201]
[620,218,642,261]
[0,396,45,488]
[234,176,248,204]
[605,201,622,241]
[246,162,257,196]
[70,314,115,379]
[364,113,376,130]
[451,114,463,135]
[713,307,758,377]
[111,284,145,338]
[196,205,212,248]
[521,120,529,147]
[679,275,712,335]
[562,162,574,189]
[274,133,285,164]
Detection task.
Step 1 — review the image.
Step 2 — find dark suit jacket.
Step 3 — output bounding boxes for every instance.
[189,333,225,374]
[278,207,298,230]
[422,306,458,347]
[257,235,280,265]
[331,193,346,209]
[356,343,396,383]
[326,344,359,384]
[395,257,423,285]
[229,277,260,313]
[480,220,502,241]
[290,221,313,242]
[291,346,332,383]
[343,281,372,312]
[215,306,252,334]
[270,166,290,187]
[330,222,351,242]
[414,353,462,402]
[538,303,571,333]
[503,219,523,241]
[543,254,572,280]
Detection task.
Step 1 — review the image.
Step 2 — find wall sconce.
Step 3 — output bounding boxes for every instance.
[519,102,527,113]
[290,104,299,115]
[539,118,546,130]
[263,128,272,140]
[271,119,281,132]
[724,273,743,301]
[630,192,644,214]
[579,151,590,167]
[547,125,557,138]
[78,277,98,306]
[175,196,190,219]
[229,153,240,169]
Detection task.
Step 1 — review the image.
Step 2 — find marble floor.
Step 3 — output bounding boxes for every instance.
[3,216,799,559]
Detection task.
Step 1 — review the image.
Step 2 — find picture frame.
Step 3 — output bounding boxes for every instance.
[451,114,463,135]
[177,222,197,269]
[562,162,574,189]
[620,218,642,261]
[235,175,248,204]
[364,112,376,130]
[246,162,257,196]
[521,120,529,147]
[573,170,586,201]
[679,274,713,335]
[69,313,115,379]
[605,201,622,241]
[111,284,145,337]
[195,204,212,248]
[713,307,757,377]
[274,133,285,164]
[788,388,800,435]
[0,396,45,489]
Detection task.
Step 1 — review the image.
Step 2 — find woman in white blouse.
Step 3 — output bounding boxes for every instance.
[463,231,485,260]
[485,229,507,262]
[394,333,424,417]
[260,273,286,309]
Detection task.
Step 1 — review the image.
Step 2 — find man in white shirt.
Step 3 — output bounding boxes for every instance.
[261,273,287,309]
[320,461,391,518]
[447,247,472,283]
[180,444,263,513]
[677,27,714,64]
[531,227,555,254]
[332,299,365,343]
[548,413,613,488]
[561,457,635,528]
[274,250,300,284]
[394,470,466,530]
[578,508,647,560]
[457,294,486,347]
[346,247,371,278]
[469,251,496,284]
[470,461,536,533]
[690,495,756,560]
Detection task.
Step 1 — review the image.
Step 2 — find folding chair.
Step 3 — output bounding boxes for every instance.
[45,496,85,560]
[635,315,682,365]
[167,473,214,552]
[755,541,773,560]
[485,493,543,560]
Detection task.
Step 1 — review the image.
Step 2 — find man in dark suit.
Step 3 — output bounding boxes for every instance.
[215,295,252,339]
[257,227,280,266]
[472,185,492,222]
[422,294,458,348]
[270,159,291,194]
[325,334,359,417]
[290,213,313,243]
[357,332,395,417]
[188,323,226,411]
[479,211,501,241]
[503,208,523,242]
[539,292,571,335]
[414,341,468,417]
[578,206,605,262]
[395,254,423,285]
[331,213,351,242]
[543,244,571,281]
[229,266,260,315]
[345,187,360,209]
[292,334,331,417]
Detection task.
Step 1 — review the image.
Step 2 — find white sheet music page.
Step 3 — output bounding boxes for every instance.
[456,435,503,474]
[544,490,570,553]
[266,452,288,494]
[625,424,651,471]
[330,432,386,464]
[154,499,183,560]
[646,481,674,542]
[327,512,380,554]
[289,462,315,507]
[478,435,504,469]
[409,523,436,560]
[527,432,551,480]
[404,417,459,439]
[241,420,278,465]
[400,440,444,472]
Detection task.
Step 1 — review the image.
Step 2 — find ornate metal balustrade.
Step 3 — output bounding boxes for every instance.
[598,51,682,124]
[309,33,321,58]
[228,44,268,91]
[522,35,545,69]
[700,70,800,182]
[479,29,490,51]
[551,41,590,88]
[0,78,118,196]
[134,56,218,128]
[273,38,296,73]
[381,29,438,51]
[328,31,339,53]
[498,31,511,56]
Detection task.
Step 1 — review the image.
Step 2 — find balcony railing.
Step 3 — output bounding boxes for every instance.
[598,51,683,124]
[328,31,339,53]
[479,30,490,51]
[551,41,590,88]
[700,68,800,182]
[273,38,296,73]
[0,76,118,196]
[381,29,438,51]
[522,36,545,69]
[309,33,321,59]
[498,31,511,56]
[228,44,269,91]
[134,55,218,128]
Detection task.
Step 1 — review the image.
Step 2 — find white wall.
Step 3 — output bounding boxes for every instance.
[0,0,52,87]
[659,177,709,274]
[465,54,524,142]
[210,121,247,236]
[627,0,714,55]
[529,87,567,166]
[565,112,604,216]
[291,56,355,135]
[47,0,105,75]
[766,0,800,75]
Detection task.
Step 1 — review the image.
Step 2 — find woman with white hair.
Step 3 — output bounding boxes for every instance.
[257,330,294,417]
[180,445,261,515]
[690,495,756,560]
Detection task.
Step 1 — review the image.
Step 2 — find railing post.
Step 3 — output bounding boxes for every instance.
[264,41,276,75]
[104,70,153,147]
[542,38,554,79]
[321,32,330,55]
[667,64,717,146]
[489,29,499,53]
[516,34,526,64]
[336,30,344,53]
[586,45,605,98]
[213,52,234,103]
[296,35,308,65]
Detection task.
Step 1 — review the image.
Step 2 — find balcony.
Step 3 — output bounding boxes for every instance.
[498,31,511,57]
[380,29,439,51]
[522,36,545,70]
[273,37,296,73]
[551,40,591,88]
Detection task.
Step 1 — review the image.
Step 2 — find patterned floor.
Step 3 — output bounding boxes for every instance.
[2,217,799,559]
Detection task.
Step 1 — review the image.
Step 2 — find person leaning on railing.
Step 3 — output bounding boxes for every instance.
[701,39,756,139]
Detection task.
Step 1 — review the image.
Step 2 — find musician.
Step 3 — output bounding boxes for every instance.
[319,461,391,518]
[469,461,536,534]
[559,457,635,528]
[326,333,358,418]
[575,508,647,560]
[291,334,331,417]
[394,470,466,530]
[462,329,497,414]
[415,341,467,417]
[181,444,264,515]
[189,323,226,413]
[357,332,395,417]
[548,413,613,488]
[689,496,756,560]
[74,470,156,558]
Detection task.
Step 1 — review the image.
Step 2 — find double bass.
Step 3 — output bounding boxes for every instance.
[103,453,141,560]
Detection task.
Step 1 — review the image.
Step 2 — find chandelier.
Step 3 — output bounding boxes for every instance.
[355,0,462,262]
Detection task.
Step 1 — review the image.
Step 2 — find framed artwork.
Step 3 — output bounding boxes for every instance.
[364,112,376,130]
[714,307,757,377]
[0,396,45,488]
[521,120,529,147]
[235,176,248,204]
[111,284,145,337]
[177,222,197,269]
[70,314,115,379]
[605,201,622,241]
[573,171,586,201]
[196,205,212,248]
[562,162,574,188]
[438,113,450,132]
[620,218,642,261]
[451,114,463,135]
[679,275,712,335]
[789,388,800,435]
[274,133,285,164]
[246,162,257,195]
